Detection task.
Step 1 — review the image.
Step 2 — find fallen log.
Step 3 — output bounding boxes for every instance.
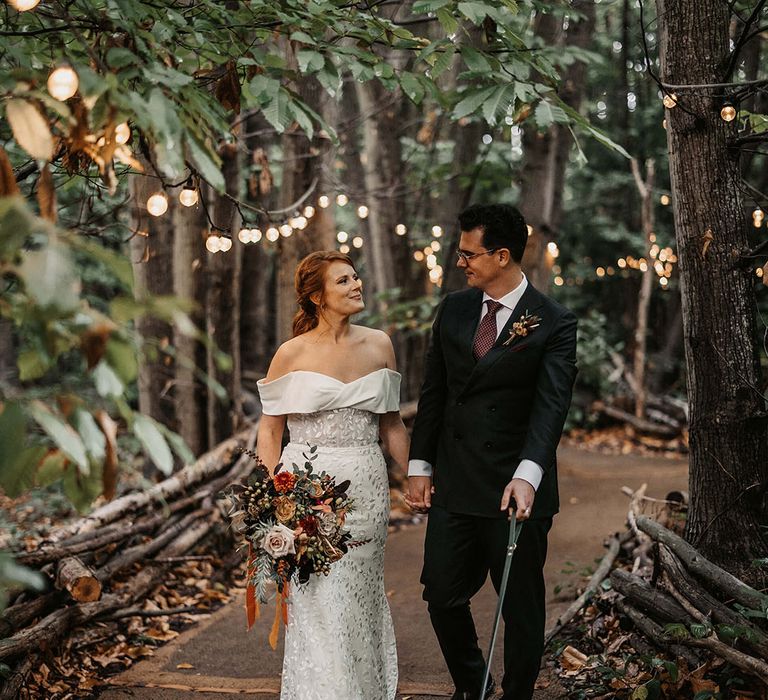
[0,591,64,639]
[657,544,768,659]
[636,516,768,612]
[94,509,207,583]
[616,599,702,669]
[48,426,255,543]
[0,512,215,663]
[545,532,626,644]
[55,556,101,603]
[0,651,39,700]
[592,401,679,437]
[610,569,692,624]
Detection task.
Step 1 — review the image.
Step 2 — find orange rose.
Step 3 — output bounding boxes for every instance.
[274,496,297,523]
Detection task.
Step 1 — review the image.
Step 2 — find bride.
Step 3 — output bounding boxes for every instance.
[256,251,408,699]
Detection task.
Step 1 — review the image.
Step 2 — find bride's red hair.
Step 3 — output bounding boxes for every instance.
[293,251,356,337]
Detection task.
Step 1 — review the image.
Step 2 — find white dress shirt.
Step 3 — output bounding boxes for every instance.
[407,273,545,491]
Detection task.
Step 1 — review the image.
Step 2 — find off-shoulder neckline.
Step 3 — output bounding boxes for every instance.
[258,367,400,387]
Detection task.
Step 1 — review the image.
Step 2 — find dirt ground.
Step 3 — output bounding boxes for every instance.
[95,445,688,699]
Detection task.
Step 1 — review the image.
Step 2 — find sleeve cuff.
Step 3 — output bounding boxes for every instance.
[514,459,544,491]
[408,459,433,477]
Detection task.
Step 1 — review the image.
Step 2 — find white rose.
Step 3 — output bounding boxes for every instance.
[317,512,338,537]
[261,523,296,558]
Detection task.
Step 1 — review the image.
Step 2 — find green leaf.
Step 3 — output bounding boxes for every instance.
[159,425,194,465]
[68,237,133,289]
[296,49,325,74]
[262,85,291,133]
[0,403,47,497]
[430,46,455,78]
[16,236,81,312]
[0,554,46,595]
[436,8,459,36]
[186,134,225,192]
[461,46,492,73]
[93,360,124,398]
[453,86,497,120]
[105,336,138,385]
[106,47,138,69]
[35,450,69,487]
[62,460,103,513]
[27,401,89,474]
[72,408,106,463]
[133,414,174,476]
[400,73,425,104]
[457,1,491,24]
[413,0,451,11]
[17,348,52,381]
[482,85,513,125]
[535,100,555,129]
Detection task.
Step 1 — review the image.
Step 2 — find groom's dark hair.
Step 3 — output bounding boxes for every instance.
[458,204,528,263]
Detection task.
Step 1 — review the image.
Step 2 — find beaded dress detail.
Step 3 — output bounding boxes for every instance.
[257,368,400,700]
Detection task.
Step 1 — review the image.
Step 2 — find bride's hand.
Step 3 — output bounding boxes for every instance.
[405,476,432,513]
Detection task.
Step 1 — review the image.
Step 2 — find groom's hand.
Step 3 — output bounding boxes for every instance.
[501,478,535,521]
[405,476,433,513]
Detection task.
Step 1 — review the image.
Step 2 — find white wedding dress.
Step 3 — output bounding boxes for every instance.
[257,368,400,700]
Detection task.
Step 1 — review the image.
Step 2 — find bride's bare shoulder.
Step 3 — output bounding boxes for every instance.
[351,326,396,367]
[265,337,306,381]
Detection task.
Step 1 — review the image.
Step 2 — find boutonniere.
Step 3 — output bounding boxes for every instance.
[502,310,542,346]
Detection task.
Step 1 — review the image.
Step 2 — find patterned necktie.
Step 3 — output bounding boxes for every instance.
[473,300,503,360]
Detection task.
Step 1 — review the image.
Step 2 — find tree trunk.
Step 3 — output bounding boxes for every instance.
[519,1,596,291]
[172,184,208,457]
[128,170,176,440]
[630,158,656,419]
[205,144,243,446]
[0,319,18,388]
[656,0,768,582]
[241,116,278,380]
[275,77,333,344]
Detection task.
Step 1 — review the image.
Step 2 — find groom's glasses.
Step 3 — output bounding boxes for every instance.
[456,247,500,263]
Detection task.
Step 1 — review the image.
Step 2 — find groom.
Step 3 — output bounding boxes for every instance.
[407,204,577,700]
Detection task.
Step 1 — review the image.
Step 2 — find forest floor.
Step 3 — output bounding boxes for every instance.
[88,443,688,699]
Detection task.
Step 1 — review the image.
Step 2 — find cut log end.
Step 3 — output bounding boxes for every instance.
[56,557,102,603]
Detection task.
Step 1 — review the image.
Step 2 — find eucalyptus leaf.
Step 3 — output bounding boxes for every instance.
[27,401,89,474]
[133,414,174,476]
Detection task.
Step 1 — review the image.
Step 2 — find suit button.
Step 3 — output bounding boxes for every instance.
[489,406,496,412]
[457,401,464,406]
[454,433,463,440]
[484,441,493,448]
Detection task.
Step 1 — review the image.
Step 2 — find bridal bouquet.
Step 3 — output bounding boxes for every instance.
[222,446,362,648]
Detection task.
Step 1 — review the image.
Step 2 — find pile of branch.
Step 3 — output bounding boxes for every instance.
[0,425,258,699]
[548,487,768,697]
[612,516,768,686]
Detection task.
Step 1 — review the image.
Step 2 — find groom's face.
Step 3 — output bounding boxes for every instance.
[457,228,501,291]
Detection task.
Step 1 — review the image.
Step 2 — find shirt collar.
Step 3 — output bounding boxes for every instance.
[482,273,528,311]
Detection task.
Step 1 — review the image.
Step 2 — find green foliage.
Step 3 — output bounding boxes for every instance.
[0,552,46,613]
[0,197,191,509]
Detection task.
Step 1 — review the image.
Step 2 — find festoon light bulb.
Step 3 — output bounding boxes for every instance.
[720,103,737,122]
[115,122,131,145]
[147,192,169,217]
[47,65,79,101]
[9,0,41,11]
[662,93,678,109]
[178,180,198,207]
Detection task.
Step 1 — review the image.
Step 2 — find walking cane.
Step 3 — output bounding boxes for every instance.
[480,507,523,699]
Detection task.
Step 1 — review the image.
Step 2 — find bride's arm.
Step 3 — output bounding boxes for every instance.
[257,414,286,475]
[379,411,409,475]
[377,331,410,473]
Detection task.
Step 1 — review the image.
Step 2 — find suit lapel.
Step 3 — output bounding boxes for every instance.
[455,288,484,357]
[467,283,545,382]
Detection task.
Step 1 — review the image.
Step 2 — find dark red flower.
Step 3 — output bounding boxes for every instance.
[273,471,296,493]
[299,516,319,535]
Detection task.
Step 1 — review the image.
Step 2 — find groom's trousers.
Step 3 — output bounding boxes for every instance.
[421,505,552,700]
